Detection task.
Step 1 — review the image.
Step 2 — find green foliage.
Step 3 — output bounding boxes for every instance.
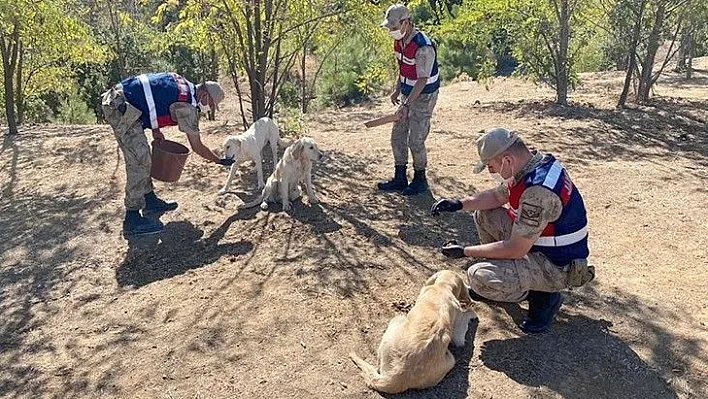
[275,106,307,136]
[315,29,391,107]
[313,3,392,107]
[55,93,96,125]
[2,0,700,127]
[503,0,599,96]
[278,80,302,109]
[21,95,55,124]
[431,4,498,81]
[0,0,105,127]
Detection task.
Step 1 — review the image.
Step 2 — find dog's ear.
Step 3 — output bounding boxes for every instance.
[291,139,304,160]
[424,271,441,286]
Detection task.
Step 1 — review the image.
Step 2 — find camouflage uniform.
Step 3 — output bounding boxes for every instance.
[101,87,153,211]
[100,86,200,211]
[467,152,579,302]
[391,29,438,171]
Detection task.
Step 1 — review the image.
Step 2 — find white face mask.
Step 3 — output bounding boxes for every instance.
[388,25,406,40]
[389,29,405,40]
[492,157,512,184]
[198,101,211,114]
[492,173,506,185]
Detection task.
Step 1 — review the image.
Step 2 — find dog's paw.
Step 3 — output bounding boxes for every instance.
[260,202,268,210]
[282,202,292,211]
[258,182,265,189]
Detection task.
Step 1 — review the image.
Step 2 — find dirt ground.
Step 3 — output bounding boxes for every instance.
[1,58,707,399]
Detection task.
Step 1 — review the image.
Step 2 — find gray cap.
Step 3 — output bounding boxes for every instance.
[381,4,410,29]
[473,127,520,173]
[198,81,225,110]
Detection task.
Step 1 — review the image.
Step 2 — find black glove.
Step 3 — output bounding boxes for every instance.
[217,158,235,166]
[431,198,463,216]
[441,240,466,259]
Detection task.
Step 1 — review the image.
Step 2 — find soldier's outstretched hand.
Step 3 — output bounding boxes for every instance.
[431,198,463,216]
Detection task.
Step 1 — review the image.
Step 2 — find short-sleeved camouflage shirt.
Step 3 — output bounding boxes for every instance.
[502,152,564,239]
[169,102,200,136]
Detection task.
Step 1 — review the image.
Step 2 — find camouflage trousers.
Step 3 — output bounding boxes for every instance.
[467,207,571,302]
[391,91,438,170]
[101,86,153,211]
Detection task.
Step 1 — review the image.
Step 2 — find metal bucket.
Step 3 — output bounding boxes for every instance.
[150,140,190,183]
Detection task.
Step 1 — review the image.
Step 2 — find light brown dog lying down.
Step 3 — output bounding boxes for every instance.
[349,270,477,394]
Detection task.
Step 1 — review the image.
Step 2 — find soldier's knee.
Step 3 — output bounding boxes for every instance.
[467,262,526,302]
[467,262,495,289]
[408,137,427,151]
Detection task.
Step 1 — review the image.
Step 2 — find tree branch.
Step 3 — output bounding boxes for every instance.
[271,10,344,43]
[652,15,683,85]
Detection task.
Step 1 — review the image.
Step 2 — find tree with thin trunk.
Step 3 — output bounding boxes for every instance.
[0,12,20,135]
[509,0,593,105]
[609,0,690,106]
[1,0,101,135]
[172,0,346,128]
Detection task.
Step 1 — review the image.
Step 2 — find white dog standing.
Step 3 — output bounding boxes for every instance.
[239,137,323,211]
[219,117,289,194]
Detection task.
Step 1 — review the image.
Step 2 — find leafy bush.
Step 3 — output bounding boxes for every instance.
[315,31,392,107]
[55,94,96,125]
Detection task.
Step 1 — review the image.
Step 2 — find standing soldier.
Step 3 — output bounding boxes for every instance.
[378,3,440,196]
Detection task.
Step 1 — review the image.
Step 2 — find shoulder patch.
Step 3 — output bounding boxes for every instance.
[519,202,543,227]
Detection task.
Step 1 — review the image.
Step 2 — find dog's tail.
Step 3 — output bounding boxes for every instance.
[348,352,406,394]
[277,137,292,148]
[267,118,291,149]
[238,194,265,209]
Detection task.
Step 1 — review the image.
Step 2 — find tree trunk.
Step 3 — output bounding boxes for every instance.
[555,0,569,105]
[637,3,666,103]
[685,31,693,79]
[206,43,218,121]
[107,2,126,78]
[1,24,20,136]
[618,0,646,108]
[300,43,308,114]
[16,42,23,124]
[675,28,688,72]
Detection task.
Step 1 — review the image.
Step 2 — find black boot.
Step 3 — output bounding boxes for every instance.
[143,191,178,217]
[520,291,563,334]
[402,169,428,196]
[377,165,408,191]
[122,210,164,238]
